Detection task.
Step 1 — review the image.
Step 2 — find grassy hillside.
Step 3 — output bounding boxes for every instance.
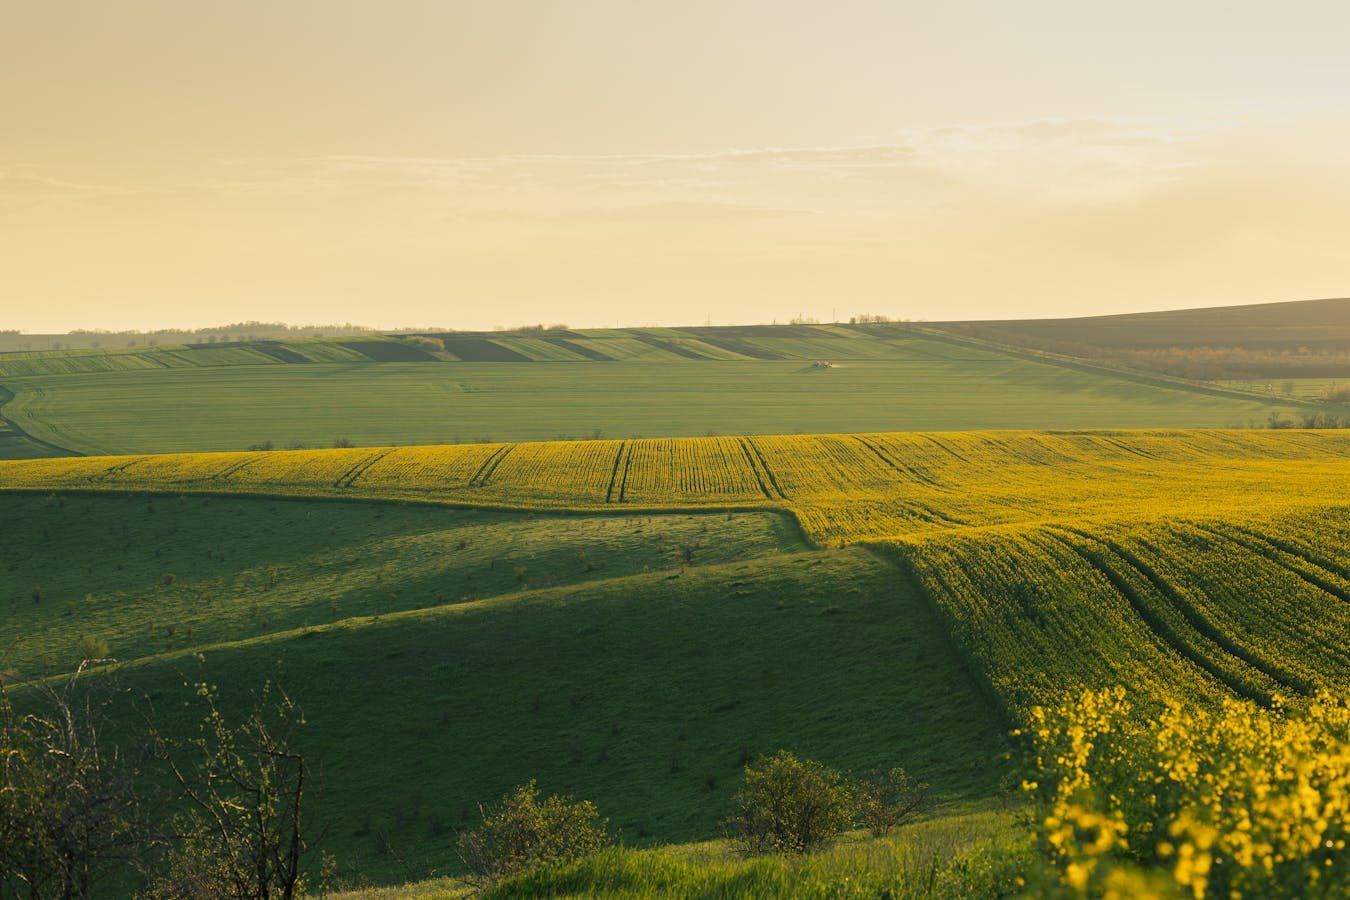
[0,494,803,682]
[0,329,1300,456]
[934,296,1350,380]
[2,495,1007,885]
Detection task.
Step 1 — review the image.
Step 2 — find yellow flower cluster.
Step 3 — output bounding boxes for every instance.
[1023,688,1350,898]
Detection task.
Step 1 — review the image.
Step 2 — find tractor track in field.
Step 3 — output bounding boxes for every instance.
[745,438,789,499]
[1192,522,1350,607]
[1055,525,1315,698]
[617,442,635,502]
[605,441,627,503]
[1039,527,1280,706]
[87,458,141,483]
[211,453,267,482]
[853,435,945,488]
[737,437,787,500]
[469,444,515,487]
[333,449,396,489]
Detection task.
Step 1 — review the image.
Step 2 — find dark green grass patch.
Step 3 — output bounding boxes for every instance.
[340,340,442,362]
[0,494,803,680]
[67,544,1006,883]
[439,338,533,362]
[544,338,613,361]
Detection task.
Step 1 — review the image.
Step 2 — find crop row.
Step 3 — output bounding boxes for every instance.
[898,510,1350,721]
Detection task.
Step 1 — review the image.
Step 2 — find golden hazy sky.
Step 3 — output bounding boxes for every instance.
[4,1,1350,331]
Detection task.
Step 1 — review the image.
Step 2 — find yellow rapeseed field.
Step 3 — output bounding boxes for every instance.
[0,429,1346,544]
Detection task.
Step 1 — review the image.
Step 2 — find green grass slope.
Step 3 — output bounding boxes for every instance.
[3,494,1008,885]
[0,494,803,681]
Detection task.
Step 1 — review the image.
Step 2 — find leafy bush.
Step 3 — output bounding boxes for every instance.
[854,767,934,836]
[458,780,610,883]
[727,750,854,854]
[1022,687,1350,897]
[0,673,143,898]
[78,633,109,661]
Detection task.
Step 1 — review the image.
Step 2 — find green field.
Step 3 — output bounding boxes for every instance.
[0,346,1293,457]
[1,493,1007,885]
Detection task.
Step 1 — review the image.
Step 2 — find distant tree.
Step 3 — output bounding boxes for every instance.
[331,437,353,449]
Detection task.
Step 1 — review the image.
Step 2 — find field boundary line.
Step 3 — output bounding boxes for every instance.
[861,541,1017,726]
[11,545,824,691]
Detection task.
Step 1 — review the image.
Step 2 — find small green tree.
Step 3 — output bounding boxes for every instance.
[77,634,110,662]
[727,750,854,854]
[457,780,609,884]
[144,683,308,900]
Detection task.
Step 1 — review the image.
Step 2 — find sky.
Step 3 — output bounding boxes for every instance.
[3,0,1350,332]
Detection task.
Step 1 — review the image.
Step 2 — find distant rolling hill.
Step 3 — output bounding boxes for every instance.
[931,296,1350,380]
